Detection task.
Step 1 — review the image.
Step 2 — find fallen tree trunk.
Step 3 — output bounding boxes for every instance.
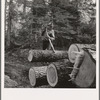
[47,60,73,87]
[29,66,48,87]
[68,44,96,63]
[28,50,68,62]
[72,50,96,88]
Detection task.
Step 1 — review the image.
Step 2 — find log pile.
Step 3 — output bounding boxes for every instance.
[5,44,96,88]
[28,48,96,87]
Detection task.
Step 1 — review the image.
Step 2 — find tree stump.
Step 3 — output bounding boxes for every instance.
[29,66,48,87]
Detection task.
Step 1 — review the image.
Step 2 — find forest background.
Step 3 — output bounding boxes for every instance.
[5,0,96,52]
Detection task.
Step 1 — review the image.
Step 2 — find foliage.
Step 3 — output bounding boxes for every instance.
[5,0,96,51]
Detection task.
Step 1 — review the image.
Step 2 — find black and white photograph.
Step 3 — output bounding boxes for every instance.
[4,0,97,89]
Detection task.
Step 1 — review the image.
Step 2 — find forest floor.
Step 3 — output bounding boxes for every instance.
[4,49,77,88]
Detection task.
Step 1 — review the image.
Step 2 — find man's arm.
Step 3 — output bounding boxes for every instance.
[47,30,55,40]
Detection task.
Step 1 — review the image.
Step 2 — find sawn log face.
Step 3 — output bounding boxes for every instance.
[73,50,96,88]
[47,60,73,87]
[29,66,48,87]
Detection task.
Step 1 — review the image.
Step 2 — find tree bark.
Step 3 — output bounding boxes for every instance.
[6,0,12,48]
[29,66,48,87]
[68,44,96,63]
[28,50,68,62]
[47,60,73,87]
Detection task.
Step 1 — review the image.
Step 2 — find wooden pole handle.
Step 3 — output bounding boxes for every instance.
[49,39,55,53]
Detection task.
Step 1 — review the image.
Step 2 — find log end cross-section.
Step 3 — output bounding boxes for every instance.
[73,50,96,88]
[47,61,72,87]
[29,68,36,86]
[68,44,96,63]
[68,44,80,63]
[47,64,58,87]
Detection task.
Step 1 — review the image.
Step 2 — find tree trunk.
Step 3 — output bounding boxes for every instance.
[6,0,12,48]
[23,0,26,14]
[68,44,96,63]
[28,50,68,62]
[47,60,73,87]
[72,50,96,88]
[29,66,48,87]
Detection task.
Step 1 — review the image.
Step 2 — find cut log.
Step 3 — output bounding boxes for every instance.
[68,44,96,63]
[29,66,48,87]
[72,50,96,88]
[47,60,73,87]
[28,50,68,62]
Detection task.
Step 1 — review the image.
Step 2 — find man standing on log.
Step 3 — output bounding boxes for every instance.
[41,23,55,50]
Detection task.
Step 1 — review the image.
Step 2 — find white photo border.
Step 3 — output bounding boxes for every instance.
[1,0,99,100]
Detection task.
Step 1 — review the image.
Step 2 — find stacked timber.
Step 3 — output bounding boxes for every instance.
[28,59,71,87]
[46,50,96,87]
[8,43,96,88]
